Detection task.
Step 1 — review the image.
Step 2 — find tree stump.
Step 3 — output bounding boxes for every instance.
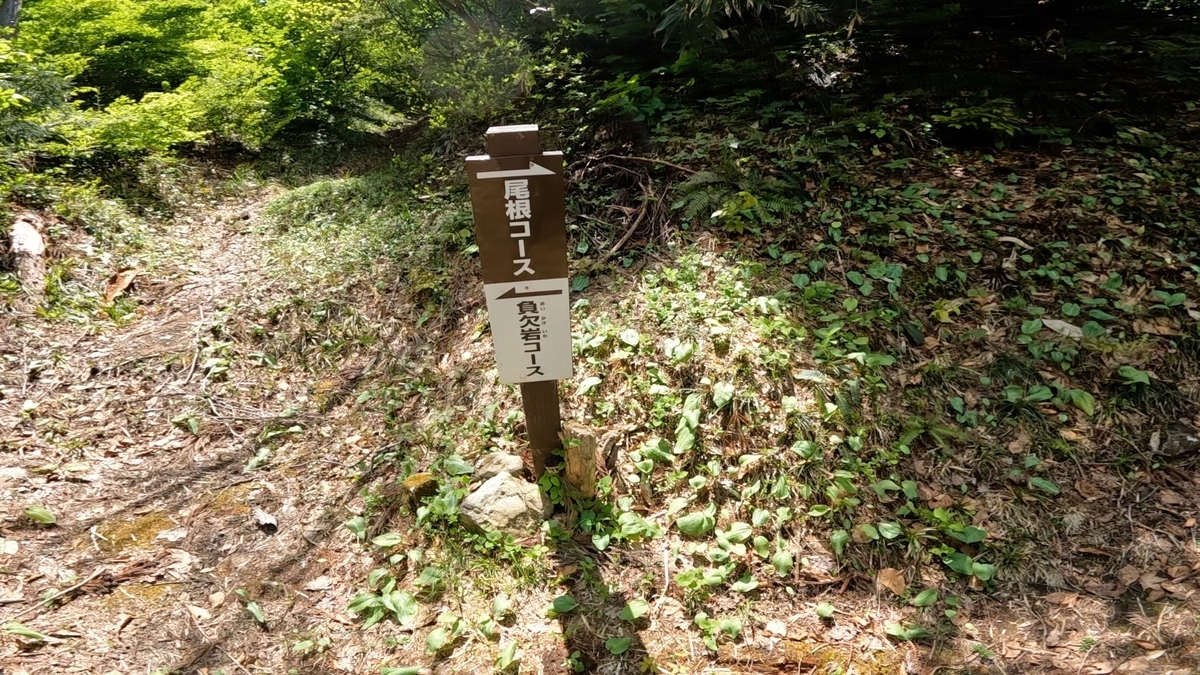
[561,421,597,500]
[9,213,46,302]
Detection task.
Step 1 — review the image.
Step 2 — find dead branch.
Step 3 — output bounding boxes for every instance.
[596,186,651,267]
[595,154,697,175]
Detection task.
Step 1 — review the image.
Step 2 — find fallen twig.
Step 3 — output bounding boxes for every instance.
[183,603,254,675]
[1,568,104,623]
[596,200,650,267]
[597,154,697,175]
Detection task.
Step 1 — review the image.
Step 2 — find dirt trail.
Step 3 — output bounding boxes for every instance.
[0,198,370,674]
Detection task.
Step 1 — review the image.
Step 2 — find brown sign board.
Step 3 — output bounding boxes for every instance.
[466,125,572,385]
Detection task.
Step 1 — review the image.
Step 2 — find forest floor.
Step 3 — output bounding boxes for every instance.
[2,127,1200,675]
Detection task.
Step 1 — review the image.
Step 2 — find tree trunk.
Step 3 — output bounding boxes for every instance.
[0,0,22,32]
[10,213,46,302]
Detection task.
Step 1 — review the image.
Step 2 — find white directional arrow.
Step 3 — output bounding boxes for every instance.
[476,162,555,180]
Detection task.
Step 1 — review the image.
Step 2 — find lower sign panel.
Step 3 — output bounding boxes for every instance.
[484,277,572,384]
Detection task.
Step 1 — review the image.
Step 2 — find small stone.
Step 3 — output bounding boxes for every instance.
[1158,423,1200,459]
[401,473,438,504]
[475,452,524,481]
[460,473,550,537]
[251,507,278,533]
[0,466,27,488]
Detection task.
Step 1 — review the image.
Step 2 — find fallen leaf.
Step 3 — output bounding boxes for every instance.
[1118,565,1141,587]
[1045,592,1078,607]
[763,619,788,638]
[1008,432,1031,454]
[210,591,225,608]
[1075,480,1104,501]
[186,604,212,621]
[303,576,334,591]
[155,527,187,542]
[1158,490,1185,507]
[103,267,139,304]
[1139,572,1164,591]
[877,567,906,597]
[996,236,1034,250]
[1043,319,1083,338]
[1167,565,1190,580]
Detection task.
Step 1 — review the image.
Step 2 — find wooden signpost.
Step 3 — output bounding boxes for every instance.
[466,125,570,477]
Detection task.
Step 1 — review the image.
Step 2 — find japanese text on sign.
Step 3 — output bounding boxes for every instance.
[506,179,534,276]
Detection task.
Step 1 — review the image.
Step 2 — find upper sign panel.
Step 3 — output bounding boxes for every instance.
[466,152,568,285]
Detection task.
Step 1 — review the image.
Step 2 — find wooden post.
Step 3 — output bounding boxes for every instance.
[522,380,562,477]
[465,125,570,478]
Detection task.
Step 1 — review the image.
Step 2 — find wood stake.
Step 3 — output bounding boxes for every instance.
[562,421,597,499]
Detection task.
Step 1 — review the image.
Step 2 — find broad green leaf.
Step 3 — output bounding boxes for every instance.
[496,640,519,669]
[478,614,499,640]
[815,602,835,618]
[381,667,422,675]
[619,329,640,347]
[949,525,987,544]
[347,592,383,614]
[772,549,794,577]
[640,439,673,463]
[1118,365,1150,385]
[551,595,578,614]
[718,618,742,639]
[4,621,48,641]
[751,508,771,527]
[829,529,849,556]
[619,598,649,621]
[426,626,450,653]
[592,532,611,550]
[972,562,998,581]
[442,455,474,476]
[575,376,603,396]
[391,591,418,626]
[681,393,703,428]
[712,382,735,408]
[1067,389,1095,416]
[676,510,715,537]
[723,522,752,543]
[877,521,903,540]
[911,589,938,607]
[752,535,770,557]
[730,574,758,593]
[245,601,266,625]
[673,426,696,454]
[415,566,443,588]
[885,622,929,640]
[344,516,368,540]
[24,506,55,525]
[858,523,880,540]
[492,594,513,619]
[605,636,632,655]
[944,552,974,576]
[1029,477,1060,495]
[371,533,403,548]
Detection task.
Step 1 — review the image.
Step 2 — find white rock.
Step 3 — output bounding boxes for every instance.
[460,473,550,537]
[475,452,524,481]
